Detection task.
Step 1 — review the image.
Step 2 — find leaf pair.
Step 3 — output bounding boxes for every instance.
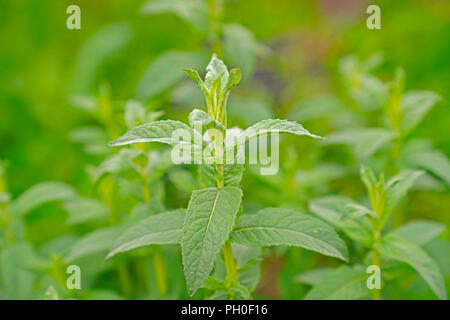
[107,204,349,295]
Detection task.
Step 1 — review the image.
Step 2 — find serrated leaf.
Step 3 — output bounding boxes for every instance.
[107,209,186,259]
[304,265,369,300]
[326,127,395,158]
[141,0,208,34]
[374,233,447,300]
[401,90,441,135]
[231,208,348,261]
[182,186,243,294]
[109,120,195,146]
[309,196,374,247]
[392,220,445,246]
[64,198,110,225]
[226,119,321,155]
[136,51,206,100]
[9,182,77,217]
[198,164,244,188]
[65,227,122,263]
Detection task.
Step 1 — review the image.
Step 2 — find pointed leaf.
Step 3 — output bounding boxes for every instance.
[392,220,445,246]
[304,265,369,300]
[9,182,77,217]
[109,120,195,146]
[231,208,348,261]
[182,186,243,294]
[375,233,447,300]
[107,209,186,259]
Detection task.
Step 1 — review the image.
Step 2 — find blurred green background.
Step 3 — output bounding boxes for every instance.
[0,0,449,299]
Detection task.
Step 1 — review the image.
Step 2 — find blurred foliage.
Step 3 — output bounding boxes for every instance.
[0,0,449,300]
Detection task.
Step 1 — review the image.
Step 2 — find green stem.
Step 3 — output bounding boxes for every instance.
[371,249,382,300]
[153,249,167,297]
[223,241,238,286]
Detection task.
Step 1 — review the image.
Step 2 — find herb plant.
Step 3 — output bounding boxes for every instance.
[106,55,348,298]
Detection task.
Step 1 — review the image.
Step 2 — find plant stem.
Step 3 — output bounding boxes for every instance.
[223,241,238,286]
[153,248,167,297]
[371,249,382,300]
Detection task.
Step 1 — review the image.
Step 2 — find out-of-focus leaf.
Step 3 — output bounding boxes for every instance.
[69,126,109,155]
[0,243,36,299]
[401,90,441,135]
[72,23,133,92]
[63,198,110,225]
[223,24,263,81]
[91,149,141,182]
[295,163,347,187]
[168,168,197,194]
[136,51,206,100]
[325,127,395,158]
[309,195,374,247]
[403,145,450,185]
[9,182,77,217]
[375,233,447,300]
[228,97,274,127]
[65,226,122,263]
[141,0,208,34]
[288,94,358,128]
[107,209,186,258]
[392,220,445,246]
[231,208,348,261]
[304,265,369,300]
[383,170,423,216]
[294,267,333,286]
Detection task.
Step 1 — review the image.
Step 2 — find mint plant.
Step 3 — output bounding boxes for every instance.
[308,165,447,300]
[106,55,348,298]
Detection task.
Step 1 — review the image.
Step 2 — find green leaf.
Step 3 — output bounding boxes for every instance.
[403,146,450,185]
[401,90,441,135]
[141,0,208,34]
[182,186,243,295]
[304,265,369,300]
[91,149,141,182]
[383,170,423,216]
[205,54,229,91]
[136,51,206,100]
[309,196,374,247]
[72,23,133,93]
[294,267,333,286]
[198,164,244,187]
[326,127,395,158]
[183,70,209,96]
[9,182,77,217]
[231,208,348,261]
[1,243,36,299]
[228,97,274,127]
[109,120,195,146]
[226,119,321,155]
[223,24,259,81]
[374,233,447,300]
[124,100,146,129]
[107,209,186,259]
[392,220,445,246]
[65,227,122,263]
[63,198,110,225]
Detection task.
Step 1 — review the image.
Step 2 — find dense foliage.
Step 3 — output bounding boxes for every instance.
[0,0,449,300]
